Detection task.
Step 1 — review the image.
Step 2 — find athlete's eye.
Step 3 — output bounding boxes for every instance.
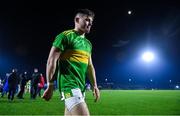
[85,19,92,22]
[85,19,93,25]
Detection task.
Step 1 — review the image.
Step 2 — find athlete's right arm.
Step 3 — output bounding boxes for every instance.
[42,46,61,101]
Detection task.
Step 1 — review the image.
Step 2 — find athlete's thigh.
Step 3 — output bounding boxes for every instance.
[64,107,71,116]
[70,102,90,115]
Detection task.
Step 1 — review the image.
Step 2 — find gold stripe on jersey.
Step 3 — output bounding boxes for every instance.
[60,50,90,64]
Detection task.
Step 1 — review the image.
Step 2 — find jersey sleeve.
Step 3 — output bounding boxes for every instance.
[52,33,66,51]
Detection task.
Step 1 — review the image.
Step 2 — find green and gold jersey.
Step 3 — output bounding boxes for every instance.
[53,29,92,93]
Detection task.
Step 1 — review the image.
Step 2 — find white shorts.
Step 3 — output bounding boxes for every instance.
[62,88,85,111]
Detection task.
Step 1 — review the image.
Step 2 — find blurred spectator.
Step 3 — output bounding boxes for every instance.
[17,71,29,99]
[37,73,45,97]
[1,73,9,97]
[30,68,40,99]
[8,69,19,101]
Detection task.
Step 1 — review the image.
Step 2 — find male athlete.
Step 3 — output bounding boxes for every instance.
[42,9,100,115]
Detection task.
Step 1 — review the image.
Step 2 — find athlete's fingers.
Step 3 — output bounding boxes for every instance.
[42,93,47,99]
[92,90,96,102]
[42,90,50,101]
[94,94,98,102]
[42,95,50,101]
[94,92,99,102]
[42,93,48,100]
[94,88,100,102]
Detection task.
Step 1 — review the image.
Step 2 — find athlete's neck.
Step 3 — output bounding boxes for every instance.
[73,28,85,36]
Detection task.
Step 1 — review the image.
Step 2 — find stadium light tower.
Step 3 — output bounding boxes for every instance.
[142,51,155,63]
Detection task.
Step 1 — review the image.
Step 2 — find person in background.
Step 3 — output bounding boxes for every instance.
[1,73,9,97]
[30,68,41,99]
[37,73,45,97]
[8,69,19,101]
[17,71,28,99]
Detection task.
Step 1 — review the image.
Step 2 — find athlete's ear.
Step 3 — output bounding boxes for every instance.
[75,17,80,23]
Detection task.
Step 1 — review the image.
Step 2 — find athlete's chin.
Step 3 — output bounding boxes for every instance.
[86,30,90,33]
[85,29,91,33]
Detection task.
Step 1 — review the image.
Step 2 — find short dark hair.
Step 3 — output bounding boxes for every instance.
[75,9,95,19]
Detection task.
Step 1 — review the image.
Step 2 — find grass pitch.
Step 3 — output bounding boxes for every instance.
[0,90,179,115]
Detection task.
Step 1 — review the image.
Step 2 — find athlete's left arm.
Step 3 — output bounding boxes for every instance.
[87,56,100,102]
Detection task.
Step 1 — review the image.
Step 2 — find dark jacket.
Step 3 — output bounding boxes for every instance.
[31,72,40,86]
[8,72,19,88]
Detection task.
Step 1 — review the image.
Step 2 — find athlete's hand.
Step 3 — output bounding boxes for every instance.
[42,85,54,101]
[93,87,100,102]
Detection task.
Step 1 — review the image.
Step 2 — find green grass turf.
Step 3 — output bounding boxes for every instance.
[0,90,180,115]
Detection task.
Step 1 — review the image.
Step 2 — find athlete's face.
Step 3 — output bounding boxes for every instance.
[76,15,93,33]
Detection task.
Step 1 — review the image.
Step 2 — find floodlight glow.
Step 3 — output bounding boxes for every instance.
[169,80,172,83]
[142,51,154,62]
[128,11,132,15]
[175,85,179,89]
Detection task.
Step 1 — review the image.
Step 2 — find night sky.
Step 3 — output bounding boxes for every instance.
[0,0,180,85]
